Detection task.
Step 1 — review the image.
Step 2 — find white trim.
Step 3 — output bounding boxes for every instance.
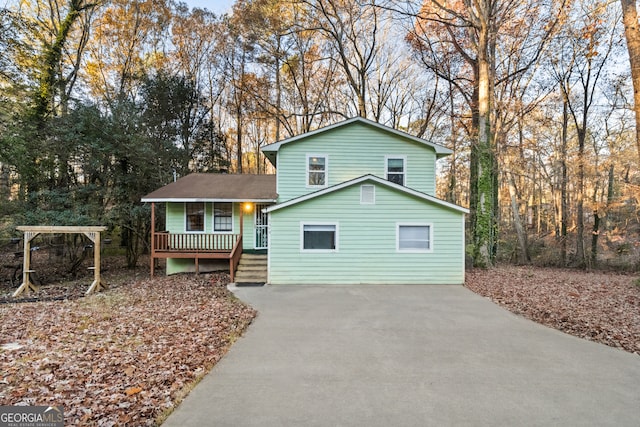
[275,151,280,193]
[385,155,407,186]
[300,222,339,253]
[184,202,206,234]
[396,223,434,253]
[254,203,270,249]
[262,117,453,157]
[360,184,375,204]
[212,202,234,234]
[142,198,277,203]
[461,215,466,283]
[267,213,272,284]
[306,154,328,189]
[265,175,469,214]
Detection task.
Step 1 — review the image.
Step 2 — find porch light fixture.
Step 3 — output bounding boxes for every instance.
[243,202,253,213]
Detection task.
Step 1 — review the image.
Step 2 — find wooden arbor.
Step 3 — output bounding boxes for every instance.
[13,226,108,297]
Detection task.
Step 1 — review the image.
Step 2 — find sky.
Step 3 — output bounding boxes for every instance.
[182,0,236,16]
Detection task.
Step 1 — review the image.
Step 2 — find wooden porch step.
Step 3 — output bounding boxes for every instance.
[237,265,267,272]
[234,254,267,284]
[238,254,267,265]
[238,259,266,266]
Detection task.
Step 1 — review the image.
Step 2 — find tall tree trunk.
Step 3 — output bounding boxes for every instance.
[275,35,282,142]
[560,92,569,266]
[446,79,457,204]
[576,128,586,267]
[473,29,497,268]
[590,210,600,268]
[35,0,84,119]
[508,172,530,264]
[0,163,9,201]
[621,0,640,163]
[236,105,243,173]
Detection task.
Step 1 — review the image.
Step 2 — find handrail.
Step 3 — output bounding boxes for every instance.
[151,232,244,281]
[153,232,240,252]
[229,235,243,282]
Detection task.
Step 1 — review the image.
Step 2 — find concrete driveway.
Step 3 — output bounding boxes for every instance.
[162,285,640,427]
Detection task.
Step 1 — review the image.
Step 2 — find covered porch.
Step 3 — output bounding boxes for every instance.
[149,203,245,280]
[142,173,277,279]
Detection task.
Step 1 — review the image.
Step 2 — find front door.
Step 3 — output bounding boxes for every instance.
[255,203,269,249]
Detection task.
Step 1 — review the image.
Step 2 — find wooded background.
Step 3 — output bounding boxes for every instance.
[0,0,638,270]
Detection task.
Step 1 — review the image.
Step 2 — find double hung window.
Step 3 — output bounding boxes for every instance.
[186,202,205,232]
[386,156,406,186]
[214,202,233,232]
[307,155,327,187]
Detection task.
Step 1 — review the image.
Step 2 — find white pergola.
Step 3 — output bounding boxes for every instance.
[13,226,108,297]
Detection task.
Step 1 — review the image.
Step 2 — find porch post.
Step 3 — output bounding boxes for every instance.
[239,202,244,237]
[150,202,155,277]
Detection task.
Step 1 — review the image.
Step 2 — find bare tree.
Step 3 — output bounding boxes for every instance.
[407,0,566,267]
[296,0,381,119]
[621,0,640,163]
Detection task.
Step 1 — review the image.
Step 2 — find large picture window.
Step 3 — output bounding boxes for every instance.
[214,202,233,232]
[307,155,327,187]
[186,202,205,232]
[386,156,406,186]
[397,224,432,252]
[301,223,337,251]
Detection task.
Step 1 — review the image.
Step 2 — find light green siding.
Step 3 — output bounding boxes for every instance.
[276,122,437,201]
[165,202,256,248]
[268,182,465,285]
[164,202,260,274]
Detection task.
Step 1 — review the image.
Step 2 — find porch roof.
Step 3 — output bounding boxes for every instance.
[141,173,277,203]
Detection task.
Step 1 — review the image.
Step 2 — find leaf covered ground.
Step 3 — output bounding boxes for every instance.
[465,265,640,355]
[0,274,256,426]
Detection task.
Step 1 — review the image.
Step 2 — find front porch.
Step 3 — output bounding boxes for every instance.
[141,174,277,279]
[150,231,243,281]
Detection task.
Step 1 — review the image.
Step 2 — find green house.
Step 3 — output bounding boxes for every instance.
[142,117,468,284]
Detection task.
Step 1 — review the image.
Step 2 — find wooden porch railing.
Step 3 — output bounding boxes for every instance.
[153,232,240,253]
[150,232,242,281]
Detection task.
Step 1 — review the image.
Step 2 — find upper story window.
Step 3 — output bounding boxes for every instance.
[360,185,375,204]
[186,202,205,232]
[386,156,406,186]
[214,202,233,232]
[307,154,327,187]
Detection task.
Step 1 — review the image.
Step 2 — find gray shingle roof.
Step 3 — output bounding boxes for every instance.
[141,174,277,202]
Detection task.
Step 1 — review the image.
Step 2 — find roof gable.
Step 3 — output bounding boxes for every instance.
[141,174,277,202]
[261,117,452,166]
[264,174,468,214]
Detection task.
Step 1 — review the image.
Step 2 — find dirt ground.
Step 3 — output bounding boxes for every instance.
[1,259,638,425]
[0,271,256,426]
[465,265,640,355]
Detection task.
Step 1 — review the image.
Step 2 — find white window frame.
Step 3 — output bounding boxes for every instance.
[306,154,328,188]
[385,155,407,186]
[360,184,375,205]
[300,222,339,253]
[185,202,206,233]
[213,202,234,234]
[396,223,433,253]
